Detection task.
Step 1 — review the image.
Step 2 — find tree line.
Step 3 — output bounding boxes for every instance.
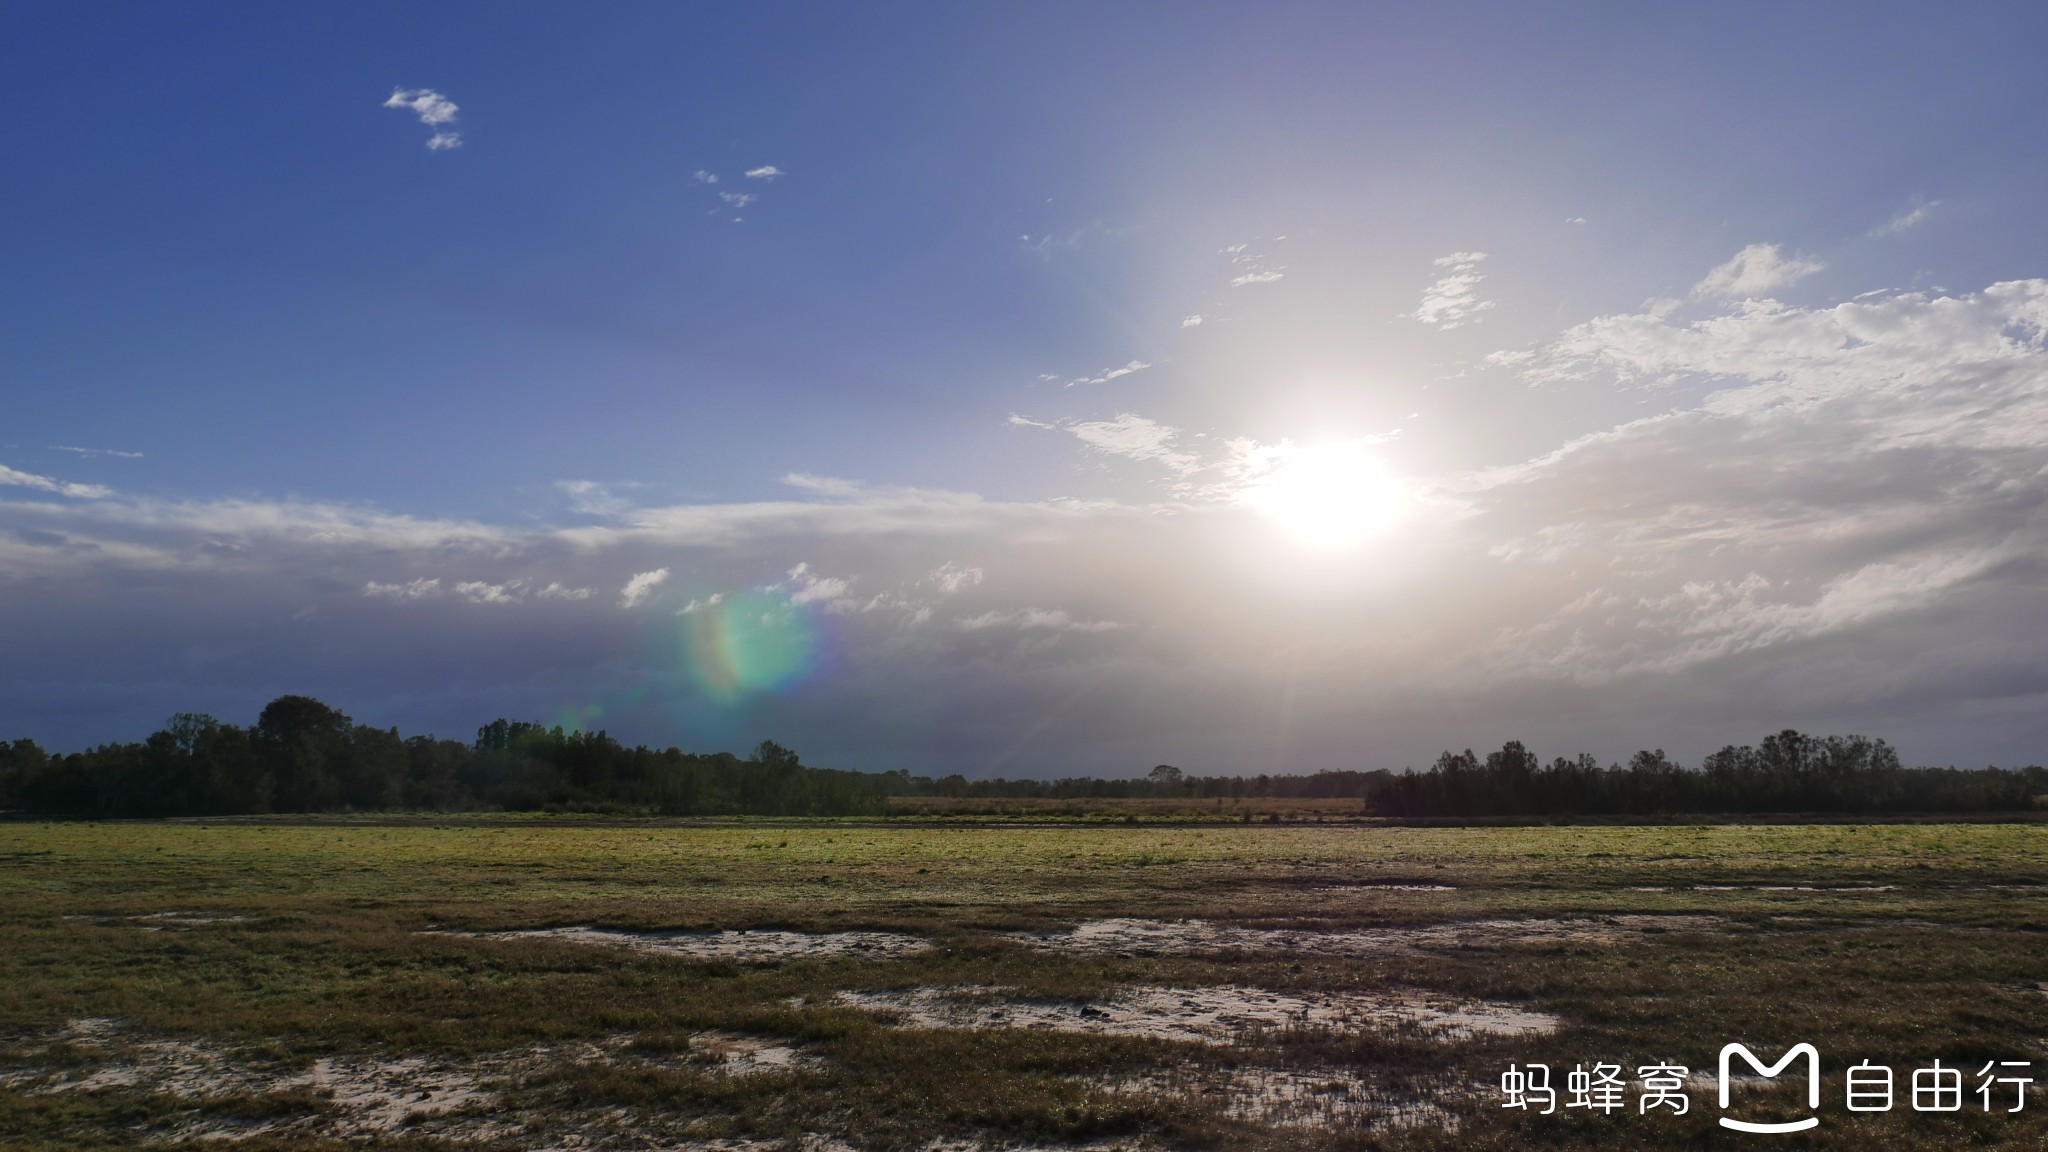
[1,696,2042,818]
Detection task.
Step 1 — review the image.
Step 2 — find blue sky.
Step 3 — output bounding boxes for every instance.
[7,3,2048,773]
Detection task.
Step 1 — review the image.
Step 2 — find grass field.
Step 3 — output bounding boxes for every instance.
[3,818,2047,1150]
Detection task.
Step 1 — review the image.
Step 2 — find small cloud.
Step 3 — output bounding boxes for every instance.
[1180,315,1204,328]
[693,170,719,184]
[0,463,111,499]
[454,580,516,604]
[618,567,671,608]
[745,165,784,181]
[1221,242,1285,287]
[720,191,756,208]
[535,582,594,601]
[49,445,143,459]
[1872,198,1939,237]
[1411,251,1495,329]
[1066,360,1151,388]
[679,592,725,615]
[555,479,639,517]
[1007,414,1055,430]
[363,578,441,601]
[1066,413,1200,475]
[383,87,461,151]
[1693,243,1824,300]
[1566,217,1587,225]
[958,607,1121,633]
[927,562,985,594]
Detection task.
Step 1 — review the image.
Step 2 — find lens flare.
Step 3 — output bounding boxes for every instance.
[680,591,822,703]
[1239,441,1407,547]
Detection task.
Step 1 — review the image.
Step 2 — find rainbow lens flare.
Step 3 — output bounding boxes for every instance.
[679,591,822,703]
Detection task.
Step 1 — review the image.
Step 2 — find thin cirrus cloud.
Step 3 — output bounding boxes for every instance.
[1872,199,1940,237]
[50,445,143,459]
[382,88,462,151]
[1064,360,1150,388]
[1692,243,1823,299]
[0,463,111,499]
[1411,251,1494,329]
[1221,242,1285,287]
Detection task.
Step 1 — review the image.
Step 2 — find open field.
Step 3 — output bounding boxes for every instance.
[3,819,2047,1149]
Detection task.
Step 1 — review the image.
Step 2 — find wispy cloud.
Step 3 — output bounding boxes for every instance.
[1065,360,1151,388]
[1180,315,1204,328]
[363,578,440,601]
[1222,242,1286,288]
[720,191,756,208]
[50,445,142,459]
[0,464,111,499]
[744,165,784,181]
[958,607,1121,634]
[1872,198,1939,237]
[692,170,719,185]
[1412,251,1494,329]
[454,580,517,604]
[1065,414,1201,475]
[1693,243,1823,299]
[618,567,670,608]
[383,87,461,151]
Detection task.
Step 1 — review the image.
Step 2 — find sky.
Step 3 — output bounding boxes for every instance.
[5,2,2048,775]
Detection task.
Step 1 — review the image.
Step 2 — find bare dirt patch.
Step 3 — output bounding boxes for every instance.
[1008,915,1715,958]
[828,984,1555,1045]
[435,925,932,963]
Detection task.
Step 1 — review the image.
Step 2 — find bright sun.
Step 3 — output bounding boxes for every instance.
[1239,442,1407,547]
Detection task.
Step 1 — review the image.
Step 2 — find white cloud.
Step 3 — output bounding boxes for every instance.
[50,445,143,459]
[1006,414,1055,430]
[926,562,984,594]
[693,170,719,185]
[744,166,784,181]
[1873,199,1939,237]
[556,479,641,517]
[679,592,724,615]
[363,578,441,601]
[1479,276,2048,684]
[1181,315,1204,328]
[1066,414,1200,475]
[1065,360,1151,388]
[0,464,111,499]
[958,608,1121,633]
[535,582,594,600]
[1411,251,1494,329]
[1222,242,1285,287]
[618,567,670,608]
[775,562,857,611]
[1692,243,1823,300]
[454,580,516,604]
[1567,217,1587,225]
[383,88,461,151]
[720,191,756,208]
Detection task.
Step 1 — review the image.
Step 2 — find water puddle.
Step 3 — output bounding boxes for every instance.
[829,984,1555,1045]
[1009,915,1713,958]
[434,925,931,963]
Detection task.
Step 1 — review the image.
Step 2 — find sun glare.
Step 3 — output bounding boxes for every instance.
[1239,442,1407,547]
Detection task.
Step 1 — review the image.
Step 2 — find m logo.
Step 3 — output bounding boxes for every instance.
[1719,1043,1821,1133]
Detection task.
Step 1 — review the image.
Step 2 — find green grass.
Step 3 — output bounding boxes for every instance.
[2,819,2046,1149]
